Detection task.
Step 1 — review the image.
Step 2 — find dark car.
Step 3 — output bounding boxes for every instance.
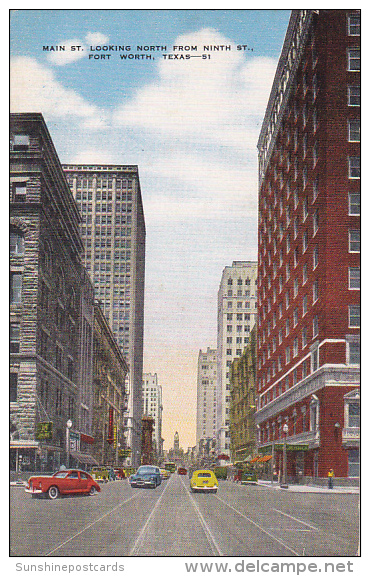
[177,467,187,475]
[129,465,162,489]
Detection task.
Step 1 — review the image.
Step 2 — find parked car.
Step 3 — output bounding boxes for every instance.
[160,468,170,480]
[177,467,187,475]
[129,465,162,489]
[90,466,110,483]
[25,469,101,499]
[190,469,218,493]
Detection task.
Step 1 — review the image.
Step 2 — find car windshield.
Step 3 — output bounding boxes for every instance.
[197,472,211,478]
[138,466,156,474]
[54,472,69,478]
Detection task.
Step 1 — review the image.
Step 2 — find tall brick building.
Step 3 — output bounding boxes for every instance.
[255,10,360,482]
[63,164,146,466]
[10,113,96,472]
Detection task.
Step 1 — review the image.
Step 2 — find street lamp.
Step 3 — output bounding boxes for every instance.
[66,419,72,468]
[280,423,289,489]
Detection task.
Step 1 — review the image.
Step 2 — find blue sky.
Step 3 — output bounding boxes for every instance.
[10,9,291,449]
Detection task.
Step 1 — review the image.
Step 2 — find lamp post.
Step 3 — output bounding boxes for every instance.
[66,419,72,468]
[280,423,289,489]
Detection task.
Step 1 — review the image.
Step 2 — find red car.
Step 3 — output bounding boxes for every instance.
[25,469,101,499]
[177,467,187,475]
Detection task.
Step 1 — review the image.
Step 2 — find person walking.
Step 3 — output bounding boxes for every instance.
[328,468,334,489]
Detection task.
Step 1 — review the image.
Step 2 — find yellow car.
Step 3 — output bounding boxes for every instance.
[190,469,218,493]
[160,468,171,480]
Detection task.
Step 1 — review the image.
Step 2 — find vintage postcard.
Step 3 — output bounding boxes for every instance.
[9,6,361,573]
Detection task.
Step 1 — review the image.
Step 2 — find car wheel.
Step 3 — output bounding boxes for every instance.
[48,486,59,500]
[89,486,97,496]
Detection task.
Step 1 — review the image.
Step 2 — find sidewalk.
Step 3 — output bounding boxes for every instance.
[257,479,359,494]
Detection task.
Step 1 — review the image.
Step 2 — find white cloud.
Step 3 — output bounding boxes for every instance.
[45,32,109,67]
[71,148,115,164]
[10,56,109,129]
[46,38,86,66]
[113,28,276,153]
[85,32,109,46]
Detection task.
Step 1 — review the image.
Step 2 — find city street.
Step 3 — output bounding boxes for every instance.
[10,473,359,557]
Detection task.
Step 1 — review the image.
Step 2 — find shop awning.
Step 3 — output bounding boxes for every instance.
[10,440,39,449]
[250,456,260,463]
[258,455,273,463]
[70,451,99,465]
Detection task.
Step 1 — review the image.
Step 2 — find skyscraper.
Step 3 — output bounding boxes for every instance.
[196,348,217,449]
[142,373,163,458]
[216,261,258,457]
[63,164,146,466]
[256,10,360,481]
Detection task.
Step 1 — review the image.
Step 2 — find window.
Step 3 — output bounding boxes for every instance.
[349,157,360,179]
[311,346,319,372]
[348,120,360,142]
[10,323,20,353]
[348,14,360,36]
[349,230,360,252]
[302,326,307,348]
[302,294,308,316]
[313,315,319,338]
[313,246,319,269]
[313,210,319,236]
[349,193,360,215]
[285,347,290,364]
[293,337,299,357]
[349,305,360,327]
[349,267,360,289]
[303,231,308,253]
[12,134,30,151]
[348,86,360,107]
[10,272,22,303]
[348,48,360,71]
[12,182,27,202]
[348,341,360,365]
[10,228,25,254]
[10,373,18,402]
[313,280,318,302]
[348,449,359,478]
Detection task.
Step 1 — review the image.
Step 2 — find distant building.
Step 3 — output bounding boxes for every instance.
[256,10,360,482]
[196,348,217,448]
[63,164,146,466]
[142,373,163,458]
[229,327,257,462]
[216,261,258,457]
[174,431,180,452]
[10,113,95,472]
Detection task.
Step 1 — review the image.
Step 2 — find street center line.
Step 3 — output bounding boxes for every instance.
[45,492,138,556]
[129,476,173,556]
[272,508,319,531]
[215,494,299,556]
[180,476,223,556]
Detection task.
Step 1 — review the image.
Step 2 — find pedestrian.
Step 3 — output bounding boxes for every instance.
[328,468,334,489]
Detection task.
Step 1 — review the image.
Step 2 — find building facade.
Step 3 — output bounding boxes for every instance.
[196,348,217,449]
[229,326,257,463]
[256,10,360,482]
[216,261,258,457]
[63,164,146,466]
[92,304,129,466]
[10,113,95,473]
[142,373,163,459]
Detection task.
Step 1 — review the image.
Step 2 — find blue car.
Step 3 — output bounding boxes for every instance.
[129,465,162,489]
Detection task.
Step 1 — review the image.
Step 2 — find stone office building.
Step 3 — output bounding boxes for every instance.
[10,113,96,473]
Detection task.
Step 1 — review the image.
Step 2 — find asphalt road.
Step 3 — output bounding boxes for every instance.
[10,473,359,557]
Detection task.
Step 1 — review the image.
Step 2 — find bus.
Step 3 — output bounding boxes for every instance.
[164,462,177,473]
